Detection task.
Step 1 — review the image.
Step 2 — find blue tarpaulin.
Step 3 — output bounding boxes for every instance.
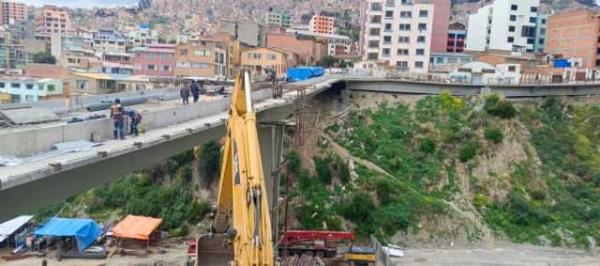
[35,217,101,251]
[287,67,325,82]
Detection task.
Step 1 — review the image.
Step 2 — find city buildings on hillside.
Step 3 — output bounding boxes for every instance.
[430,0,451,53]
[261,8,292,28]
[0,0,26,25]
[466,0,542,53]
[175,39,227,78]
[0,77,63,103]
[218,19,260,47]
[359,0,436,73]
[447,22,466,53]
[309,15,334,35]
[131,44,175,77]
[35,5,71,38]
[286,29,353,58]
[92,28,127,53]
[546,9,600,69]
[125,23,158,47]
[241,47,295,76]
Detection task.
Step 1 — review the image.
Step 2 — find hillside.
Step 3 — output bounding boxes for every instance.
[289,92,600,248]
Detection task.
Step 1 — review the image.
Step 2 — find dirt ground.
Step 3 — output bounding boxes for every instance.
[0,247,189,266]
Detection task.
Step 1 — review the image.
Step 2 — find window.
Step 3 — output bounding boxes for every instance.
[419,10,428,17]
[508,66,516,72]
[382,48,390,57]
[417,36,426,43]
[529,17,537,23]
[179,49,188,55]
[399,24,411,31]
[371,15,382,24]
[527,38,534,44]
[541,18,546,24]
[400,11,412,18]
[369,28,380,36]
[396,61,408,69]
[191,63,210,68]
[367,53,378,60]
[540,28,546,34]
[11,83,19,88]
[522,26,536,37]
[267,54,277,60]
[397,49,409,55]
[418,23,427,31]
[385,11,393,19]
[436,57,444,64]
[25,83,33,90]
[539,38,545,44]
[510,15,516,21]
[0,82,7,88]
[398,36,409,43]
[511,4,518,11]
[385,0,395,7]
[416,49,425,56]
[384,23,392,31]
[415,61,424,68]
[163,65,171,71]
[507,37,514,43]
[195,49,209,56]
[147,64,156,70]
[38,84,44,90]
[383,35,392,43]
[531,6,538,12]
[370,2,382,11]
[509,26,515,32]
[368,40,379,48]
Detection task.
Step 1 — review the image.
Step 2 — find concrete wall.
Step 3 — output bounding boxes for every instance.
[0,89,273,157]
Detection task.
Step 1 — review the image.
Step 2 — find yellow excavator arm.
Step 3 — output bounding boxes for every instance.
[213,70,275,265]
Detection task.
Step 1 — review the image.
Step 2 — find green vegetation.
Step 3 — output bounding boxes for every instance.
[484,127,504,144]
[35,149,213,237]
[484,94,517,119]
[200,141,222,186]
[32,52,56,64]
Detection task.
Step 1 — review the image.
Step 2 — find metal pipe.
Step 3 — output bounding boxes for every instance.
[85,97,149,112]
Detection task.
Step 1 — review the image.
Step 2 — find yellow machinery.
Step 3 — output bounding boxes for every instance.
[207,70,275,265]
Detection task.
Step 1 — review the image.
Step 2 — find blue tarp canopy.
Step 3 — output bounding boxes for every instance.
[287,66,325,82]
[35,217,101,251]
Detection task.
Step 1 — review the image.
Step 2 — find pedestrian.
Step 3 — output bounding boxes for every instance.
[128,110,142,136]
[191,80,200,103]
[218,86,225,95]
[110,98,125,140]
[180,83,190,105]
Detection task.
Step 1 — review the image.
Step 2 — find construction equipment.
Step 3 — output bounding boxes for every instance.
[196,70,275,266]
[279,230,354,258]
[344,246,376,266]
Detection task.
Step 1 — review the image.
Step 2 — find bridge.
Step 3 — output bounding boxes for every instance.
[2,75,600,220]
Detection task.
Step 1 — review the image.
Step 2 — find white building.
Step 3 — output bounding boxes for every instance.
[360,0,435,73]
[125,24,158,47]
[0,77,63,103]
[466,0,540,53]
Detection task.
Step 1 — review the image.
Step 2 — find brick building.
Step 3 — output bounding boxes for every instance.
[241,47,295,76]
[131,44,175,77]
[35,5,71,38]
[266,32,327,65]
[175,39,227,78]
[310,15,334,35]
[546,9,600,69]
[0,0,26,25]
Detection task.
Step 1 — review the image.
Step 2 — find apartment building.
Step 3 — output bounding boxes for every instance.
[465,0,541,53]
[35,5,71,37]
[261,8,292,28]
[92,28,127,53]
[175,40,227,78]
[310,15,335,35]
[359,0,435,73]
[131,44,175,77]
[0,0,26,25]
[125,23,158,47]
[546,9,600,69]
[447,22,466,53]
[533,14,547,53]
[241,47,293,76]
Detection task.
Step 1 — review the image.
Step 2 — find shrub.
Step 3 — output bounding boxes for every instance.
[314,156,333,184]
[484,127,504,144]
[484,94,516,119]
[459,141,479,162]
[419,138,436,154]
[286,152,301,176]
[342,192,375,223]
[200,141,221,185]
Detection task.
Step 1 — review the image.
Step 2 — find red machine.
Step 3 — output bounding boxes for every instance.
[279,230,355,258]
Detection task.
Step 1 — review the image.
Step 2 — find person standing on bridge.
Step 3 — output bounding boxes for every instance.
[180,83,190,105]
[127,110,142,136]
[110,98,125,140]
[191,80,201,103]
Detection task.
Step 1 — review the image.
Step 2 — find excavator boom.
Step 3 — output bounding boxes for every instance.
[210,70,275,265]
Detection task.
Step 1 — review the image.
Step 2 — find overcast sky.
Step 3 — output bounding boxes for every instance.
[28,0,138,8]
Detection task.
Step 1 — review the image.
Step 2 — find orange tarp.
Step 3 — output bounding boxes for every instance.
[111,215,163,241]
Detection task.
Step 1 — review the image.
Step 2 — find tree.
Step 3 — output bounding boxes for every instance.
[32,52,56,64]
[317,55,338,68]
[200,141,221,187]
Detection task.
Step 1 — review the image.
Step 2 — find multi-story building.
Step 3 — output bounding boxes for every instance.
[546,9,600,69]
[0,0,26,25]
[0,77,63,103]
[310,15,335,35]
[131,44,175,77]
[241,47,293,76]
[0,29,28,69]
[286,29,352,58]
[447,22,466,53]
[431,0,451,53]
[35,5,71,38]
[533,14,548,53]
[261,8,292,28]
[175,39,227,78]
[50,34,86,59]
[466,0,541,53]
[218,19,260,47]
[267,32,327,65]
[125,23,158,47]
[92,28,127,53]
[359,0,435,73]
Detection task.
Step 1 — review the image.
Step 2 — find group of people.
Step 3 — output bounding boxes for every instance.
[110,98,142,140]
[180,80,202,105]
